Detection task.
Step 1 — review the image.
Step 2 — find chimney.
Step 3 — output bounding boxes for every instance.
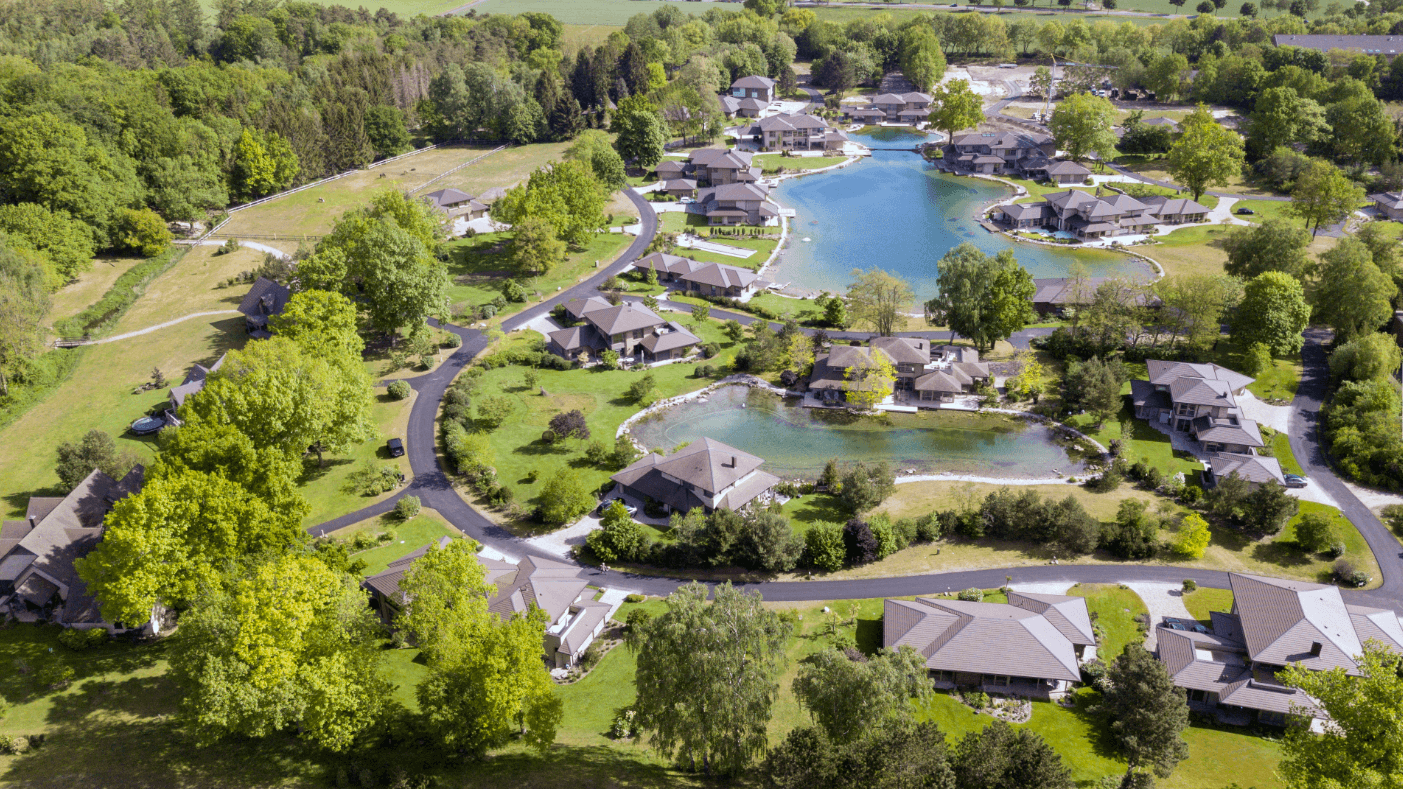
[29,516,37,528]
[1309,642,1323,657]
[729,455,737,468]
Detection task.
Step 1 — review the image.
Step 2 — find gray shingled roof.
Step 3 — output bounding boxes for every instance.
[885,597,1083,682]
[1146,360,1255,393]
[1209,452,1283,484]
[1007,591,1098,646]
[870,337,928,366]
[237,277,291,323]
[732,75,776,90]
[1231,573,1368,673]
[1272,33,1403,55]
[680,262,758,290]
[424,188,474,208]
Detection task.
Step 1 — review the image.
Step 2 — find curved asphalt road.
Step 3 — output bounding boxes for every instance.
[309,184,1403,608]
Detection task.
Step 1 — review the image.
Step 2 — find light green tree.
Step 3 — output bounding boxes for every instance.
[792,646,929,741]
[629,582,789,777]
[1279,642,1403,789]
[844,350,897,409]
[0,203,97,285]
[847,268,913,336]
[509,216,567,276]
[1326,93,1397,167]
[929,79,985,144]
[1048,93,1118,163]
[927,243,1035,351]
[1172,514,1212,558]
[1230,271,1311,356]
[1166,105,1245,202]
[612,94,668,169]
[1314,237,1397,342]
[231,127,300,201]
[587,500,648,563]
[492,159,607,248]
[1143,52,1190,102]
[898,27,947,92]
[564,129,627,192]
[270,290,364,362]
[539,467,596,525]
[1029,65,1054,98]
[1247,87,1327,157]
[0,244,51,396]
[1154,274,1242,353]
[1329,332,1402,383]
[405,540,562,755]
[168,553,390,751]
[1290,160,1366,237]
[114,208,173,257]
[1222,217,1313,281]
[1007,357,1048,401]
[804,521,846,572]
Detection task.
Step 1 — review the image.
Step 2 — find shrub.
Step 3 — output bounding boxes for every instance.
[386,380,412,400]
[58,628,108,651]
[36,663,75,691]
[599,350,620,369]
[352,531,377,550]
[1333,559,1370,587]
[914,513,942,542]
[501,280,528,303]
[625,608,652,631]
[624,593,646,603]
[0,736,30,755]
[1182,579,1197,593]
[1294,513,1339,554]
[611,708,638,739]
[1382,504,1403,535]
[868,515,899,559]
[804,521,846,572]
[394,495,422,521]
[441,332,462,349]
[957,587,984,602]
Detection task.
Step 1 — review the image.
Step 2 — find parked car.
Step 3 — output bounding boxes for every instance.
[1161,621,1189,631]
[1235,207,1256,215]
[1161,617,1208,633]
[387,438,404,457]
[1284,474,1308,488]
[597,498,639,517]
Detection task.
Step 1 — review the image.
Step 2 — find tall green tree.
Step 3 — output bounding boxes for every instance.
[1099,643,1190,781]
[897,27,947,92]
[846,268,914,336]
[1246,87,1327,158]
[630,582,788,777]
[1290,160,1366,237]
[269,289,364,362]
[1166,105,1245,202]
[792,646,929,741]
[0,203,97,285]
[492,159,607,248]
[231,127,299,201]
[1154,274,1242,353]
[564,129,627,192]
[1326,93,1397,167]
[927,243,1035,351]
[612,94,667,169]
[1314,237,1398,342]
[1279,642,1403,789]
[951,720,1075,789]
[1222,217,1313,281]
[538,467,596,525]
[509,216,568,276]
[1048,93,1118,163]
[1064,356,1125,427]
[0,243,51,396]
[929,79,984,144]
[54,429,136,491]
[169,553,390,751]
[1230,271,1311,356]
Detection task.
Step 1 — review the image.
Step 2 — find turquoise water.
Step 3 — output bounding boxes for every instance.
[771,127,1153,300]
[630,386,1086,479]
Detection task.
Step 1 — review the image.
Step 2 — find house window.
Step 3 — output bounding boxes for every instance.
[1175,402,1196,417]
[985,675,1012,686]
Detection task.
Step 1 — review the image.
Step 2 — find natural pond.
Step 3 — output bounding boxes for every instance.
[629,386,1089,479]
[770,127,1154,300]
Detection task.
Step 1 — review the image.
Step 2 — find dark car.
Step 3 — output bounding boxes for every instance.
[387,438,405,457]
[1235,207,1256,215]
[1284,474,1308,488]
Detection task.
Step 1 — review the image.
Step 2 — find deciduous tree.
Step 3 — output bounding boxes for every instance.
[1230,271,1311,356]
[54,430,137,491]
[1313,237,1397,342]
[929,79,985,143]
[951,720,1074,789]
[1166,105,1245,202]
[792,646,929,741]
[927,243,1035,351]
[564,129,627,192]
[1290,160,1366,237]
[539,467,595,525]
[1222,218,1313,281]
[613,94,667,169]
[1048,92,1118,163]
[0,245,51,396]
[846,268,913,336]
[898,27,947,92]
[1172,513,1212,558]
[844,349,897,409]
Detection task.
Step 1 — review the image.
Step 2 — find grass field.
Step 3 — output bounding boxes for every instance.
[755,154,849,173]
[328,508,462,575]
[443,229,635,319]
[45,257,144,326]
[1183,587,1235,621]
[1069,582,1148,660]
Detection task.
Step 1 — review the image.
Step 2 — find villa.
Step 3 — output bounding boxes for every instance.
[994,190,1208,240]
[1130,360,1267,459]
[610,437,779,515]
[695,182,780,226]
[743,113,848,152]
[659,179,698,199]
[364,537,612,668]
[423,188,488,219]
[808,339,989,407]
[912,345,993,405]
[548,299,699,364]
[1023,160,1093,185]
[846,92,932,124]
[687,148,761,186]
[238,276,291,338]
[884,592,1097,699]
[1369,191,1403,221]
[729,74,775,102]
[1271,33,1403,59]
[634,252,766,300]
[1157,572,1403,727]
[1,467,149,632]
[1030,277,1160,317]
[165,352,228,423]
[947,131,1057,175]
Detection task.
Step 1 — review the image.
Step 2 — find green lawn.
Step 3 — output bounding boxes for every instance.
[754,154,848,173]
[444,230,634,320]
[329,509,463,576]
[298,390,415,528]
[1264,430,1304,477]
[1183,587,1235,622]
[1207,340,1300,404]
[1068,582,1148,661]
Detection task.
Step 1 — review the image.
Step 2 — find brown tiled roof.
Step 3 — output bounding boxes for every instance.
[884,597,1083,682]
[732,75,775,90]
[871,337,928,366]
[1146,359,1254,393]
[680,262,757,290]
[562,296,613,321]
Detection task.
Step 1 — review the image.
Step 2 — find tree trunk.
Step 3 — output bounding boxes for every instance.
[0,368,7,397]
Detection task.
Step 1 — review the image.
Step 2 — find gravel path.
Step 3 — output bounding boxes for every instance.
[88,310,241,344]
[1122,582,1193,651]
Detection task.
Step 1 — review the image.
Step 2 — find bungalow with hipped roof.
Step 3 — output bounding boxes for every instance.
[1023,159,1093,185]
[1369,191,1403,221]
[696,182,780,226]
[912,346,992,405]
[843,105,887,125]
[720,95,768,119]
[635,252,769,300]
[1131,360,1265,458]
[655,159,687,181]
[687,148,761,186]
[1271,33,1403,59]
[611,437,779,515]
[744,113,847,152]
[548,299,699,364]
[884,592,1096,698]
[809,340,989,407]
[1157,572,1403,727]
[423,188,488,219]
[660,179,698,199]
[238,276,291,338]
[364,537,612,668]
[947,131,1057,175]
[1,467,149,632]
[995,190,1208,240]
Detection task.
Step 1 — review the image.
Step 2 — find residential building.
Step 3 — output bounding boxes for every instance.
[1031,277,1110,316]
[884,592,1097,698]
[1271,33,1403,59]
[729,74,776,103]
[548,299,699,363]
[1157,572,1403,727]
[808,340,989,406]
[1140,117,1183,132]
[364,537,612,668]
[1369,191,1403,221]
[720,95,768,119]
[423,188,488,219]
[947,131,1057,175]
[237,276,291,338]
[687,148,761,186]
[1205,452,1286,487]
[655,160,687,181]
[166,352,227,421]
[636,252,768,299]
[994,190,1207,240]
[912,346,992,405]
[1,467,148,631]
[1130,360,1265,456]
[1022,159,1093,185]
[660,179,698,199]
[843,105,886,125]
[808,343,897,404]
[744,113,848,152]
[868,92,933,123]
[611,437,780,515]
[695,182,780,226]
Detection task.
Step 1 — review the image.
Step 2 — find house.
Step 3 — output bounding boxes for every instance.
[1271,33,1403,59]
[688,148,760,186]
[610,437,779,515]
[994,190,1207,240]
[1,467,148,631]
[1206,453,1286,487]
[655,160,688,181]
[744,113,847,152]
[1157,572,1403,727]
[1023,160,1093,185]
[947,131,1057,175]
[720,95,768,119]
[808,339,987,406]
[808,343,893,404]
[883,592,1096,698]
[843,105,886,125]
[548,300,699,363]
[729,74,776,103]
[166,352,227,420]
[868,92,933,123]
[1369,191,1403,221]
[696,182,780,226]
[1031,277,1111,316]
[1130,360,1265,456]
[679,262,764,300]
[1140,117,1183,132]
[423,188,488,219]
[237,276,291,338]
[912,346,992,405]
[660,179,698,199]
[364,537,612,668]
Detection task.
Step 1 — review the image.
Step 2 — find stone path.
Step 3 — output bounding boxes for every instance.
[1122,582,1193,651]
